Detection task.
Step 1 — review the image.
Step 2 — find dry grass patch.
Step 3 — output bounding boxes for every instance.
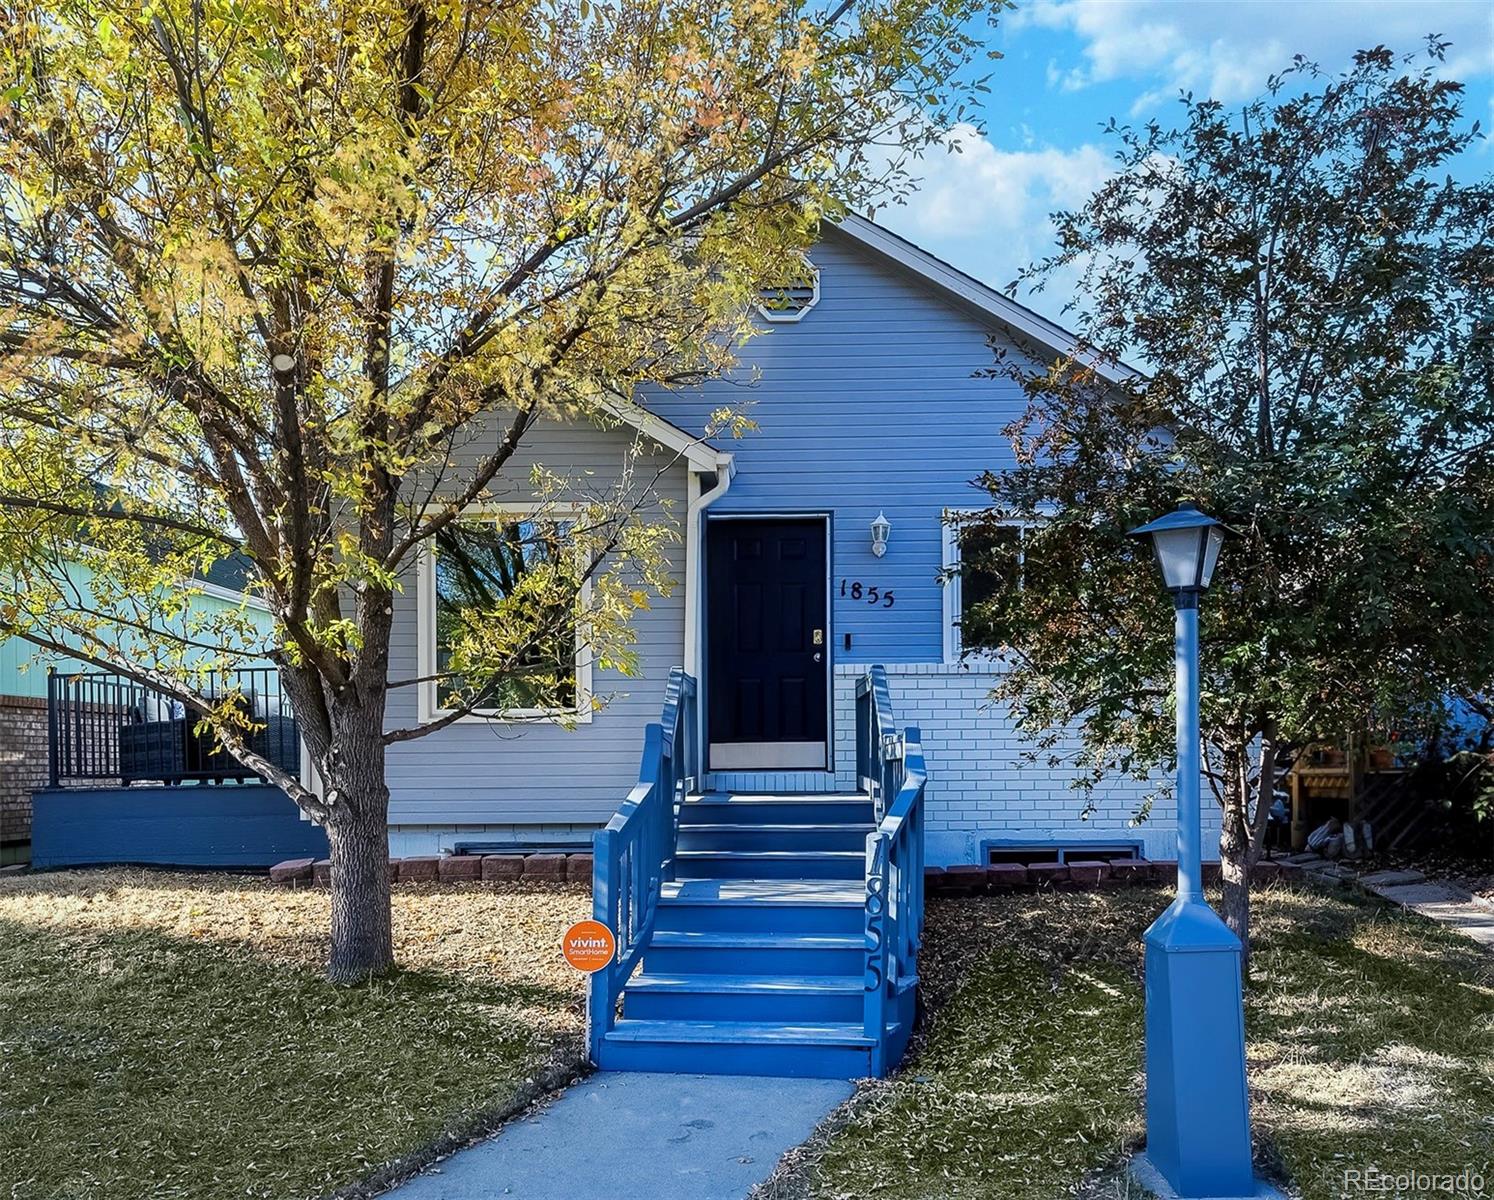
[758,889,1158,1200]
[758,884,1494,1200]
[0,869,591,1200]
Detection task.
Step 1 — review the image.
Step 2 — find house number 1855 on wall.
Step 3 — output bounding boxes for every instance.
[840,579,895,607]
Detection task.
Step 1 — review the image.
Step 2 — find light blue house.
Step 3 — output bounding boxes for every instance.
[375,214,1207,1077]
[384,214,1192,866]
[3,557,283,862]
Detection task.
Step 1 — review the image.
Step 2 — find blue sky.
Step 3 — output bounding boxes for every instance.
[872,0,1494,323]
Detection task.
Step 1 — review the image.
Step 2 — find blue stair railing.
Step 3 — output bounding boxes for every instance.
[589,668,698,1062]
[856,666,927,1074]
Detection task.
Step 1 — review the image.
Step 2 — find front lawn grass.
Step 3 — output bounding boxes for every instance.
[761,884,1494,1200]
[0,870,590,1200]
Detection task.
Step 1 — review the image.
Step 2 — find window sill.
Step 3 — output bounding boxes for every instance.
[419,707,594,727]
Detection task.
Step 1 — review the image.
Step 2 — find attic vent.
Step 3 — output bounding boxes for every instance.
[756,258,820,323]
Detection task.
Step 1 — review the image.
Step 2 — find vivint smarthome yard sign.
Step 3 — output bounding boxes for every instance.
[562,920,616,972]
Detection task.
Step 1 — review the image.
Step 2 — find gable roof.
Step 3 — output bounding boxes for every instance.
[824,213,1143,386]
[586,212,1143,462]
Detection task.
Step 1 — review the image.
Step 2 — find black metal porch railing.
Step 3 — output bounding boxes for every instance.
[47,667,300,787]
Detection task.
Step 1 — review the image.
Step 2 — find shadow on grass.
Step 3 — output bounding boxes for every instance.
[1248,888,1494,1200]
[756,883,1493,1200]
[0,918,584,1200]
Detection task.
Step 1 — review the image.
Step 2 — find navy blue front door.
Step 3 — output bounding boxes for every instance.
[706,517,829,769]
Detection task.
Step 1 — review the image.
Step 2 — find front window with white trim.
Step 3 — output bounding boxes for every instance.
[942,511,1032,662]
[419,508,591,721]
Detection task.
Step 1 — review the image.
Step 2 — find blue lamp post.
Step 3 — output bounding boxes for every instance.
[1128,504,1264,1200]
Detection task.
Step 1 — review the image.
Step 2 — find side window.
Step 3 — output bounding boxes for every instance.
[956,521,1022,652]
[945,513,1037,658]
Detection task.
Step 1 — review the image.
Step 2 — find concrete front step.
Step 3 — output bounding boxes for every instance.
[676,823,873,854]
[674,849,865,880]
[598,1019,876,1079]
[623,972,864,1023]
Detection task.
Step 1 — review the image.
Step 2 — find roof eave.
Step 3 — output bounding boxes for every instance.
[600,398,725,474]
[824,213,1145,387]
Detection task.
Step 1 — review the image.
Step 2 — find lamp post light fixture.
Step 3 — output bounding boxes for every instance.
[870,511,892,558]
[1127,504,1271,1200]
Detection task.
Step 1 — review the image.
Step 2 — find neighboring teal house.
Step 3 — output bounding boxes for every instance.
[3,556,288,865]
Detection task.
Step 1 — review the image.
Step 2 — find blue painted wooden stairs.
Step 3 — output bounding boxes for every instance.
[589,668,926,1079]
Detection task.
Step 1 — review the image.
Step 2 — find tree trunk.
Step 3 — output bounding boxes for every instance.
[325,790,394,983]
[1219,803,1252,971]
[1215,725,1280,976]
[320,690,395,983]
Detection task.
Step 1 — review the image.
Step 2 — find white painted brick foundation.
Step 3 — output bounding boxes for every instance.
[833,663,1220,867]
[388,663,1223,867]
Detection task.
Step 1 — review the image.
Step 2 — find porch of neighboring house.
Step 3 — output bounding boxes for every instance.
[1285,736,1429,855]
[30,667,326,869]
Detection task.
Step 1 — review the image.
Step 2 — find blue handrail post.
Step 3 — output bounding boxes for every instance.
[587,668,696,1065]
[862,829,889,1069]
[856,667,926,1076]
[588,824,616,1063]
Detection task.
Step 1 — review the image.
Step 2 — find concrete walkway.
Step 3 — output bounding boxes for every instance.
[1284,855,1494,949]
[384,1072,853,1200]
[1359,872,1494,947]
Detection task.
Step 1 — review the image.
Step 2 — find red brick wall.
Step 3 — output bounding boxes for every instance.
[0,694,48,849]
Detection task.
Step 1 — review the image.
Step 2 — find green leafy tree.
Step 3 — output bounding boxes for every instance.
[0,0,1003,979]
[961,44,1494,957]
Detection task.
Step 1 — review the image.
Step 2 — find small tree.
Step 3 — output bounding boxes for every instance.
[0,0,1002,980]
[961,44,1494,958]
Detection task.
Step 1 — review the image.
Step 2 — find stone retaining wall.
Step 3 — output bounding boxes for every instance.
[269,851,594,885]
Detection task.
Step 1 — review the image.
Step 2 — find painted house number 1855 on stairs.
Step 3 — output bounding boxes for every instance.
[841,579,895,607]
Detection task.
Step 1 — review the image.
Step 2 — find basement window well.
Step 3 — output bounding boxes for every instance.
[983,842,1142,866]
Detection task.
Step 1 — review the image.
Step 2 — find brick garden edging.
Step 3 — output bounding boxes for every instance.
[923,857,1303,895]
[269,852,1305,892]
[268,852,594,886]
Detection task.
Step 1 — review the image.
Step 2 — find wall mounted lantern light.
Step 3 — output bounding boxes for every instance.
[870,511,892,558]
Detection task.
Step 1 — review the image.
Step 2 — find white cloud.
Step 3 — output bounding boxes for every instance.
[864,2,1493,323]
[870,125,1112,312]
[1015,0,1494,111]
[884,125,1110,244]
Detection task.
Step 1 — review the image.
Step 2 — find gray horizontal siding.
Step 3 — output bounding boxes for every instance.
[384,415,686,826]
